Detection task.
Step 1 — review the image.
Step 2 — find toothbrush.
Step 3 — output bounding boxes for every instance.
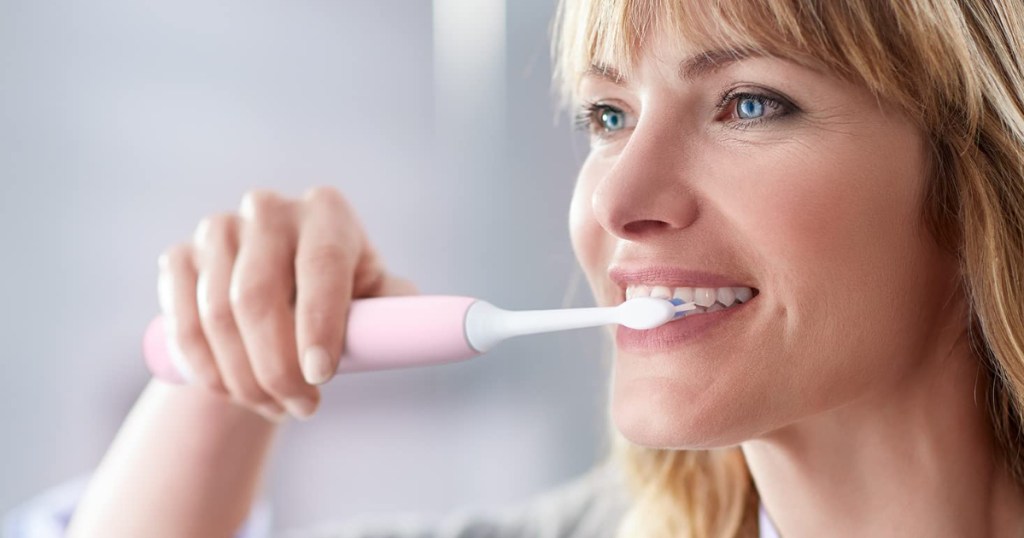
[143,295,697,383]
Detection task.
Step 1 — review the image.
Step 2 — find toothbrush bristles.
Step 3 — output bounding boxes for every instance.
[668,297,698,318]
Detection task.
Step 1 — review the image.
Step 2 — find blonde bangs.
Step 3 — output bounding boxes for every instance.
[552,0,816,107]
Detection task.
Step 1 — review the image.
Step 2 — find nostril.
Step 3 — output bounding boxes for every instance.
[622,219,671,235]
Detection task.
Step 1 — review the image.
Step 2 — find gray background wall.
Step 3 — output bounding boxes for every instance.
[0,0,613,532]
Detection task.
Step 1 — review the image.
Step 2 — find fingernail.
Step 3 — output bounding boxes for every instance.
[300,346,334,385]
[283,397,317,420]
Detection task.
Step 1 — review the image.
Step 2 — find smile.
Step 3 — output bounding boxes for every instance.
[624,284,756,315]
[616,283,759,350]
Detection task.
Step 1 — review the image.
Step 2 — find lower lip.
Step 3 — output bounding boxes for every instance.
[615,297,756,352]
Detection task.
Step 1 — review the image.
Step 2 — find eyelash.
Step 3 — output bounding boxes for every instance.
[573,102,615,134]
[713,90,794,128]
[573,89,797,137]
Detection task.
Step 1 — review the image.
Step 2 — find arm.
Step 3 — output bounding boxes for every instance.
[66,381,279,538]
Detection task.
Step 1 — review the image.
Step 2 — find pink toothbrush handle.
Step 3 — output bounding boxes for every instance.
[143,295,481,384]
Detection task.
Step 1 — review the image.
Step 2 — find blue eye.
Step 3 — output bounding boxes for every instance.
[573,102,632,138]
[600,108,625,131]
[717,90,796,126]
[736,97,765,119]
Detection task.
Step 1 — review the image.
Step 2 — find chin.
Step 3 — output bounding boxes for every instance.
[610,373,759,449]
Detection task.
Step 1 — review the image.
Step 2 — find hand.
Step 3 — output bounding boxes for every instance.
[156,187,417,421]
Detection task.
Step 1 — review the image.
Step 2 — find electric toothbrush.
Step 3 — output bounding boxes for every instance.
[143,295,696,383]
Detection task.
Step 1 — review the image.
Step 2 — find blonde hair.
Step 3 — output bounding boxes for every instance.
[552,0,1024,536]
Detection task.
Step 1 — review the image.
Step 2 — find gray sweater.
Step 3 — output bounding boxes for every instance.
[281,465,629,538]
[3,464,630,538]
[6,465,780,537]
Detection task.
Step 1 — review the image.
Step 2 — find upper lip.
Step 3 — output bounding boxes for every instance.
[608,265,757,293]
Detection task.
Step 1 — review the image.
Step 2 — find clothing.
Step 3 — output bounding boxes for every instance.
[5,465,779,537]
[2,475,271,537]
[758,506,780,538]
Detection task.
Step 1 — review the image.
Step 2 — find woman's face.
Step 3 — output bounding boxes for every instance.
[569,28,960,448]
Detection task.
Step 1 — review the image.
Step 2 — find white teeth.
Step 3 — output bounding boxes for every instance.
[716,287,736,307]
[694,288,716,307]
[624,283,756,314]
[650,285,672,299]
[673,287,695,302]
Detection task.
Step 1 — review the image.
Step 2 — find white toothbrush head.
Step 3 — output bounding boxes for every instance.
[615,297,697,330]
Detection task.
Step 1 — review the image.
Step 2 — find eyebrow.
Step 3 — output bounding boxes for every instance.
[585,63,628,85]
[680,48,761,81]
[586,47,762,86]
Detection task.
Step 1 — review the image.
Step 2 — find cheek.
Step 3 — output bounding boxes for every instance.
[723,123,940,411]
[568,180,589,262]
[738,132,928,315]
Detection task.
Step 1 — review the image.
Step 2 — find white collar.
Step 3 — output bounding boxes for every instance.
[759,503,781,538]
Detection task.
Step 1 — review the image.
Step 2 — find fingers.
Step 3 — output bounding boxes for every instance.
[231,190,320,420]
[157,244,226,393]
[293,187,362,385]
[157,185,407,422]
[193,214,286,421]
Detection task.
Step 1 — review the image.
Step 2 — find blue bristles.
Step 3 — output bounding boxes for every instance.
[669,297,692,319]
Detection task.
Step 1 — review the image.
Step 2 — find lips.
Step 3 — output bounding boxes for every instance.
[618,296,755,350]
[608,265,760,351]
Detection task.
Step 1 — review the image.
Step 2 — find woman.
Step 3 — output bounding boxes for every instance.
[57,0,1024,536]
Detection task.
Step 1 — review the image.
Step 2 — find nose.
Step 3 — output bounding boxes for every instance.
[590,120,700,240]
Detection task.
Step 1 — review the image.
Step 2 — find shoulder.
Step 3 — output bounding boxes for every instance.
[284,463,630,538]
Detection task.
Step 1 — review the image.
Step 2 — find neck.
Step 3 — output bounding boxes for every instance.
[742,337,1024,537]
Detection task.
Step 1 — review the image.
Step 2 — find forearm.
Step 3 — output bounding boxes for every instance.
[67,380,280,538]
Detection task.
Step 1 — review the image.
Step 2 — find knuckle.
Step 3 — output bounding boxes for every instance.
[230,278,277,318]
[208,212,238,228]
[297,244,347,271]
[240,189,283,221]
[201,299,236,331]
[302,185,348,207]
[160,243,194,271]
[193,213,236,247]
